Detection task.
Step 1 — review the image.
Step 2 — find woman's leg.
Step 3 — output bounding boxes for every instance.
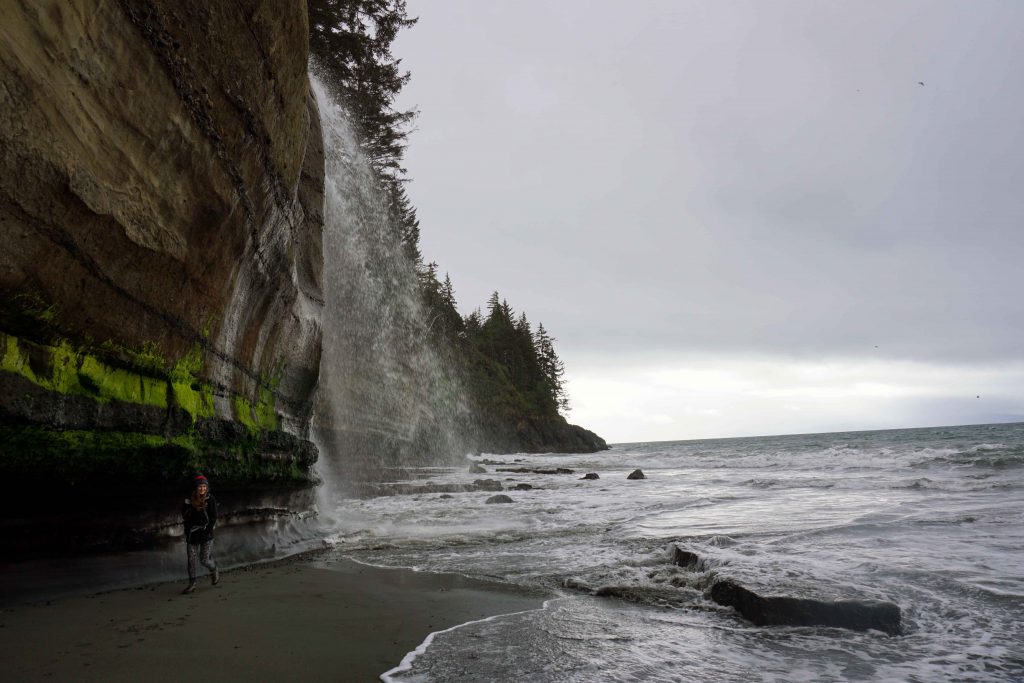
[184,543,198,592]
[199,540,219,584]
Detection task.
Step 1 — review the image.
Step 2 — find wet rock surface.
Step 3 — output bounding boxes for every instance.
[485,494,514,504]
[627,469,646,480]
[580,473,600,480]
[369,479,505,497]
[670,546,704,571]
[709,580,902,635]
[496,467,575,475]
[573,546,902,637]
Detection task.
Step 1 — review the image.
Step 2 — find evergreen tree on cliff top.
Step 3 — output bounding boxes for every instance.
[309,0,417,181]
[535,322,570,414]
[309,0,421,262]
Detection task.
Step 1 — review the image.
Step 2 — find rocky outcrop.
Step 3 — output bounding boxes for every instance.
[0,2,323,514]
[709,580,902,636]
[627,469,646,480]
[495,467,575,475]
[364,478,504,498]
[670,546,704,571]
[476,415,609,454]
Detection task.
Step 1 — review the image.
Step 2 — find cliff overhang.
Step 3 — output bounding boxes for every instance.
[0,1,325,528]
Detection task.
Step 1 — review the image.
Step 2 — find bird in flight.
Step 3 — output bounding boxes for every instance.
[918,81,925,86]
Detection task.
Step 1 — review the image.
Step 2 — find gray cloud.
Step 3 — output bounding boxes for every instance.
[395,0,1024,365]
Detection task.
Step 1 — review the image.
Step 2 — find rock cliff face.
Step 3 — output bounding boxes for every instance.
[0,0,324,511]
[476,415,608,455]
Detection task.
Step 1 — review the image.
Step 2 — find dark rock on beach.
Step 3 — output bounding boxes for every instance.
[709,580,902,635]
[671,546,703,571]
[580,473,600,480]
[627,469,646,480]
[512,484,533,491]
[496,467,575,475]
[485,495,513,504]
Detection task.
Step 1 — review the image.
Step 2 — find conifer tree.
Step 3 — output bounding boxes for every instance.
[535,323,569,415]
[486,291,502,321]
[464,308,483,337]
[441,274,456,308]
[308,0,418,182]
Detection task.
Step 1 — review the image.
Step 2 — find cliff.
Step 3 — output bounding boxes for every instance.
[475,414,608,455]
[0,0,324,516]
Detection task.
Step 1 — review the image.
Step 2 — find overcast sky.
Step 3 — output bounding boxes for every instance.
[393,0,1024,442]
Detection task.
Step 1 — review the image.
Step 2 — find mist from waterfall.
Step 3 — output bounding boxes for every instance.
[310,72,478,499]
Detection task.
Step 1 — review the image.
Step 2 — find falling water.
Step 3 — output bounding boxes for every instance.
[309,72,477,500]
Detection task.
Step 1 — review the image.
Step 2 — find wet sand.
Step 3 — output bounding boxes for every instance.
[0,555,546,682]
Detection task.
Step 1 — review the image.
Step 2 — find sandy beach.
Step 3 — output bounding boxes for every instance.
[0,554,547,682]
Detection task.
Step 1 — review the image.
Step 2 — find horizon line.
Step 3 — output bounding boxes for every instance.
[608,418,1024,447]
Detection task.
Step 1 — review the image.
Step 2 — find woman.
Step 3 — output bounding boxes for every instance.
[182,474,219,594]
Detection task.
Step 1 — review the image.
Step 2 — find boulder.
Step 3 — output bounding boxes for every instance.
[485,494,513,504]
[512,484,533,491]
[627,469,646,480]
[496,467,575,475]
[580,473,600,480]
[709,580,901,636]
[671,546,703,570]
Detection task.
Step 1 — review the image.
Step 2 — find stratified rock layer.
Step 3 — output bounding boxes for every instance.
[0,1,324,503]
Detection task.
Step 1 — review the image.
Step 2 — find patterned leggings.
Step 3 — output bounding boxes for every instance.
[186,540,217,581]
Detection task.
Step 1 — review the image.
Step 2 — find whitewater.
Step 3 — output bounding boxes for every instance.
[315,422,1024,682]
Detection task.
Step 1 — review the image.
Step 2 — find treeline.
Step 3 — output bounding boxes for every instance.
[419,263,570,420]
[309,0,572,426]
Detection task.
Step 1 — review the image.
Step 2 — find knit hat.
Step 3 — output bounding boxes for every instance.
[192,474,209,488]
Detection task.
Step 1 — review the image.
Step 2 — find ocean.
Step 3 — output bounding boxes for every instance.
[317,422,1024,682]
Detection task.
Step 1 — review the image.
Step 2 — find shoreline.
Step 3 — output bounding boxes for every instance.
[0,552,549,682]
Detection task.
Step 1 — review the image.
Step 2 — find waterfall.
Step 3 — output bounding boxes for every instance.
[310,73,476,500]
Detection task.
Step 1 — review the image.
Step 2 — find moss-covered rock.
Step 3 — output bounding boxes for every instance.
[0,332,317,497]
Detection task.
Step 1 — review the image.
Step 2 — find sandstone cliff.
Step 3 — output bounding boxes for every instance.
[0,0,324,509]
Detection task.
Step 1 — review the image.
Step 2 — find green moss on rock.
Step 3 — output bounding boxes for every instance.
[3,333,167,407]
[0,425,313,488]
[233,386,278,433]
[1,332,275,425]
[78,355,167,408]
[0,331,306,489]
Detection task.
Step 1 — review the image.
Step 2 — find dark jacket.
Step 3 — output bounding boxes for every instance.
[182,494,218,545]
